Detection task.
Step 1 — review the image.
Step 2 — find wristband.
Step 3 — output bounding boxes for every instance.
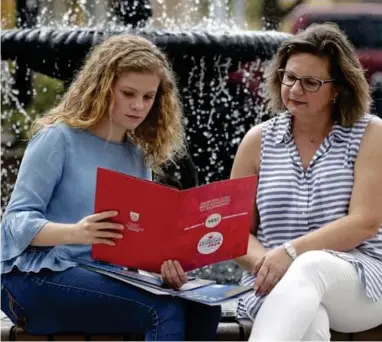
[283,242,297,261]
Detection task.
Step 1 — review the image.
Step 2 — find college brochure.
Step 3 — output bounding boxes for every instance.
[92,167,258,273]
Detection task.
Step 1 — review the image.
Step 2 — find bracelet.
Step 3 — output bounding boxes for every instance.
[283,242,297,261]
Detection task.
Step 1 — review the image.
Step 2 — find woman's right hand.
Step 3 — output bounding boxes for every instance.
[161,260,188,289]
[71,210,124,246]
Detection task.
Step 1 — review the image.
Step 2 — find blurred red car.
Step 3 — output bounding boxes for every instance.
[227,4,382,117]
[287,3,382,116]
[288,3,382,82]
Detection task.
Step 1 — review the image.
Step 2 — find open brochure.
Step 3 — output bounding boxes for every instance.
[78,260,253,306]
[92,168,258,273]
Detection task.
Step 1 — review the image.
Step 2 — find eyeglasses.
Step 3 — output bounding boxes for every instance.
[278,69,335,92]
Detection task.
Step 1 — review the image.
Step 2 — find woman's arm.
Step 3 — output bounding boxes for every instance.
[1,126,123,261]
[231,124,268,273]
[30,222,76,246]
[292,118,382,255]
[32,211,124,247]
[1,126,67,262]
[236,235,268,273]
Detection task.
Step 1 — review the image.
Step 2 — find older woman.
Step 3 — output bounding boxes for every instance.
[232,23,382,341]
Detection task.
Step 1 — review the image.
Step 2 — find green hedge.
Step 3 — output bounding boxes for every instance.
[1,64,65,147]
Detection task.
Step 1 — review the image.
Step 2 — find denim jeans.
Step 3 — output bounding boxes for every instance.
[1,267,221,341]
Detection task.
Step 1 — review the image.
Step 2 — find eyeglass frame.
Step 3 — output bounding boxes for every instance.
[277,69,336,93]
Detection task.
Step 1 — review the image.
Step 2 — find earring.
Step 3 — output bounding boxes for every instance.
[332,97,336,104]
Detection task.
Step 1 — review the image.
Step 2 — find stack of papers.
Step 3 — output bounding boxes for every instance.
[78,260,252,306]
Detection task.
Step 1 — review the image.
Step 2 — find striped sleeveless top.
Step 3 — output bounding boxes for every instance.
[237,112,382,320]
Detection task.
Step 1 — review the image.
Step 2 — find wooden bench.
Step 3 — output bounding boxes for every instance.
[2,320,381,341]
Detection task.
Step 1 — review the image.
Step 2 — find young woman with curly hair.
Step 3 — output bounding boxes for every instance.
[1,35,221,341]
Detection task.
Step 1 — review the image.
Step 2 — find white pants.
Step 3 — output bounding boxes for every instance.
[249,251,382,341]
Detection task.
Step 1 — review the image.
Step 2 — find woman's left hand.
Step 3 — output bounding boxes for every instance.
[161,260,188,289]
[252,246,293,295]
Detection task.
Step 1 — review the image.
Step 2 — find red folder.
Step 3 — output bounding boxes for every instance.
[92,168,258,273]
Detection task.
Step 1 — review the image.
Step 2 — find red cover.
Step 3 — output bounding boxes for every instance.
[92,168,258,273]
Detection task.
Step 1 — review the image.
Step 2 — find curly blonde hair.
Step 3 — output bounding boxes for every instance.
[30,34,186,173]
[265,22,371,126]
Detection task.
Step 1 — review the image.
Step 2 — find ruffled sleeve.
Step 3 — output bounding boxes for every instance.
[1,125,66,263]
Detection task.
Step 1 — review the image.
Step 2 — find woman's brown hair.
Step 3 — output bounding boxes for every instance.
[265,22,371,126]
[29,35,186,173]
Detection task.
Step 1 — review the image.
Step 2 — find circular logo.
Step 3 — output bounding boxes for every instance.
[205,213,222,228]
[197,232,223,255]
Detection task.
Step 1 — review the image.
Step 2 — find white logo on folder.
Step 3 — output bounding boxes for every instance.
[197,232,223,255]
[205,213,222,228]
[130,211,140,222]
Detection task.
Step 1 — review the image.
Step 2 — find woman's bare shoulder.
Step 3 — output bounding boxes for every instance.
[361,115,382,144]
[367,115,382,131]
[231,123,263,177]
[359,116,382,154]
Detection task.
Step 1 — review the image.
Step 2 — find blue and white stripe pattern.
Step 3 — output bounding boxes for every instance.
[237,112,382,320]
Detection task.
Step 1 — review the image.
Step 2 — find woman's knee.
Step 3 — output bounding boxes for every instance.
[286,250,350,280]
[293,250,332,268]
[144,298,186,340]
[151,297,186,325]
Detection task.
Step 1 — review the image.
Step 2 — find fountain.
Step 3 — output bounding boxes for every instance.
[1,0,291,283]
